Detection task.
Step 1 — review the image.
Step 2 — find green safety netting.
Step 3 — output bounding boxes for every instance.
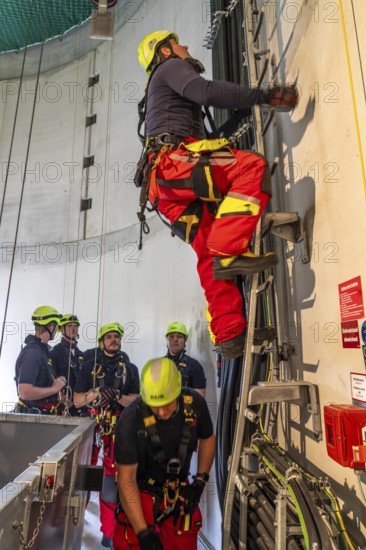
[0,0,94,53]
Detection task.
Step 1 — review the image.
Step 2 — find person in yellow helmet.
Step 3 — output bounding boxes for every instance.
[74,322,139,548]
[135,30,296,359]
[165,322,206,397]
[113,357,215,550]
[14,306,66,414]
[51,314,84,415]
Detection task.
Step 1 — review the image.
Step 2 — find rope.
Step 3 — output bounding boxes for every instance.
[0,0,37,225]
[91,39,115,388]
[0,16,47,359]
[339,0,366,196]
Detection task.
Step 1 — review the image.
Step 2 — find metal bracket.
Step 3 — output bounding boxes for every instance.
[86,113,97,127]
[88,73,100,87]
[69,494,81,526]
[261,211,309,263]
[260,212,309,263]
[278,343,294,361]
[36,452,67,502]
[245,407,262,423]
[90,0,114,40]
[81,197,92,211]
[261,211,303,243]
[83,155,95,169]
[247,381,322,439]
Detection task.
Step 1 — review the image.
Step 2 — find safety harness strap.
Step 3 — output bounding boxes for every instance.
[94,358,127,391]
[136,391,197,481]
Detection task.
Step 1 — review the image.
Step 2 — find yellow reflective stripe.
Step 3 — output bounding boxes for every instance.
[218,256,236,267]
[184,138,229,153]
[208,246,231,257]
[216,196,260,219]
[184,514,191,531]
[178,214,200,243]
[202,166,218,201]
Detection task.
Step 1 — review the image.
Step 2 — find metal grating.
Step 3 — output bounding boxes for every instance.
[0,0,93,53]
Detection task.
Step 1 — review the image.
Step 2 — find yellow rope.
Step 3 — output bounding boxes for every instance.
[339,0,366,196]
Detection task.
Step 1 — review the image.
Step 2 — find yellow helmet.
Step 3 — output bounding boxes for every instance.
[140,357,182,407]
[165,322,188,340]
[98,322,124,342]
[59,314,80,327]
[138,30,179,75]
[32,306,60,327]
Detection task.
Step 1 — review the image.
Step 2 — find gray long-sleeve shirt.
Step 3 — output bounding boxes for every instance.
[146,57,266,139]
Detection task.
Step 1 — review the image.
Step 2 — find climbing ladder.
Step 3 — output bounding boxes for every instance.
[206,1,324,548]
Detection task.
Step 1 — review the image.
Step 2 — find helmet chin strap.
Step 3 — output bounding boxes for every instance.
[45,324,57,341]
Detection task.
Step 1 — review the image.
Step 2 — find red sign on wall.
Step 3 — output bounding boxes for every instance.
[341,321,360,348]
[338,276,364,322]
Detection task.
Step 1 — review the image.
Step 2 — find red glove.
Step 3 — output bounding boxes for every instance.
[264,85,298,111]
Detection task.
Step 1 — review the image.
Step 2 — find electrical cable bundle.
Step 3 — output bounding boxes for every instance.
[249,437,357,550]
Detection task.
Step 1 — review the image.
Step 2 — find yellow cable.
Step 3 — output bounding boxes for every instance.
[339,0,366,196]
[324,487,357,550]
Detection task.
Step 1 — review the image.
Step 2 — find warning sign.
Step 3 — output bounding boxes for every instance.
[350,372,366,403]
[341,320,360,348]
[338,276,364,322]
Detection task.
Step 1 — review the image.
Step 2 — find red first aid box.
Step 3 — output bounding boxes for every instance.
[324,404,366,468]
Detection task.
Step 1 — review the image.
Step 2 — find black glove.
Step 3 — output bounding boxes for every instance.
[98,387,120,408]
[137,528,163,550]
[180,479,206,515]
[264,84,298,111]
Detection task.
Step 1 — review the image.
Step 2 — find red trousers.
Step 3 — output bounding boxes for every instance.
[113,491,202,550]
[90,433,117,539]
[152,146,270,344]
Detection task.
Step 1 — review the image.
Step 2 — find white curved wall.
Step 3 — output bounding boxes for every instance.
[0,2,221,546]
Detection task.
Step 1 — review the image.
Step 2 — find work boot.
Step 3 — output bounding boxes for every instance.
[101,535,114,549]
[213,252,278,280]
[219,331,246,360]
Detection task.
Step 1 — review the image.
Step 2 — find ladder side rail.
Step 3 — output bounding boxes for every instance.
[222,0,270,546]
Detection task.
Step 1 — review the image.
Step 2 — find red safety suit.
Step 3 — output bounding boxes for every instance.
[149,142,270,344]
[113,490,202,550]
[88,412,121,538]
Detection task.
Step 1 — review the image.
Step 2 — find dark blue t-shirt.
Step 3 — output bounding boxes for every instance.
[51,339,84,391]
[74,352,139,413]
[167,351,206,389]
[15,334,57,406]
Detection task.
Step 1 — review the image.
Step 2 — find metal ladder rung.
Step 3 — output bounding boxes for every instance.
[257,275,273,295]
[257,56,270,87]
[247,381,322,439]
[252,7,265,43]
